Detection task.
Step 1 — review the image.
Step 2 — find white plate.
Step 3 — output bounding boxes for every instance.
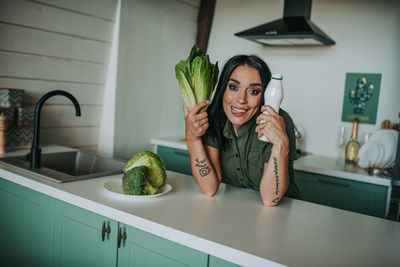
[357,142,370,168]
[373,141,385,167]
[358,141,380,168]
[104,179,172,200]
[370,130,397,168]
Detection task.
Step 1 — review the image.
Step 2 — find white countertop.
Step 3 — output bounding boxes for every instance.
[294,154,393,186]
[0,146,399,267]
[151,137,393,187]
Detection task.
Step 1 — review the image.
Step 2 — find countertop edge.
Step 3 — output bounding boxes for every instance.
[151,138,188,151]
[293,164,392,186]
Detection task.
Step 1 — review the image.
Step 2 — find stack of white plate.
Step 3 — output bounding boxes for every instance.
[358,129,398,169]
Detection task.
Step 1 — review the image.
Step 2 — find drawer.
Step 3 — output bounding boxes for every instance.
[157,146,191,175]
[295,170,388,218]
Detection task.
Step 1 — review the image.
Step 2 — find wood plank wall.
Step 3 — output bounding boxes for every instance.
[0,0,118,151]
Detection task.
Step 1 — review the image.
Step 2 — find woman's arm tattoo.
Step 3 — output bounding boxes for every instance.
[273,156,279,196]
[195,158,211,177]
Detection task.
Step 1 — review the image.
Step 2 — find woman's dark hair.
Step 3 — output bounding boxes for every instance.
[207,55,271,148]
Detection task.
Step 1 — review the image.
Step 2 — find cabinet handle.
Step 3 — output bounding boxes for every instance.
[101,221,111,241]
[117,227,127,248]
[318,179,350,187]
[173,151,189,156]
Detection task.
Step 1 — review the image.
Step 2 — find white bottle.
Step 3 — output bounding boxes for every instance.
[258,74,284,142]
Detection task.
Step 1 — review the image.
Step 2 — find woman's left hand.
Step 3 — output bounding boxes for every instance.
[255,105,289,150]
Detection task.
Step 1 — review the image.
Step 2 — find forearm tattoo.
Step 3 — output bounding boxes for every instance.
[273,156,279,195]
[195,158,211,177]
[272,156,280,204]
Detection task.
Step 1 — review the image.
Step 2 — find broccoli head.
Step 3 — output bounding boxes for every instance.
[122,165,148,195]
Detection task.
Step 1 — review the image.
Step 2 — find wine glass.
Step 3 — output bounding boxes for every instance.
[337,127,347,164]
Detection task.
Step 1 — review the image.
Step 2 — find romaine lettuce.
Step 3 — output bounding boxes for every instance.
[175,44,219,111]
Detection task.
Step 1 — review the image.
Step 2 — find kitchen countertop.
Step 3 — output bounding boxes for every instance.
[0,146,399,267]
[294,154,392,186]
[151,137,393,187]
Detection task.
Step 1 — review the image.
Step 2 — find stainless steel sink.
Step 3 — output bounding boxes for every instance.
[0,151,126,183]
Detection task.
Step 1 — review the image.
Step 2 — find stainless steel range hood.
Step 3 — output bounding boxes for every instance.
[234,0,335,46]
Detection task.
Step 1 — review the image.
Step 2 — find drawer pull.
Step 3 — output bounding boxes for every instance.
[101,221,111,241]
[318,179,350,187]
[117,227,127,248]
[173,151,189,156]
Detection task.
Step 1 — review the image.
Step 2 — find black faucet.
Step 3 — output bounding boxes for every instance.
[30,90,81,168]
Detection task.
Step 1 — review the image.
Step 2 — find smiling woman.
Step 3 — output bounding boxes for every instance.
[222,65,263,134]
[184,55,301,205]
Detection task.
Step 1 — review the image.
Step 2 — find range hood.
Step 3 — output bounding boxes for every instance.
[234,0,335,46]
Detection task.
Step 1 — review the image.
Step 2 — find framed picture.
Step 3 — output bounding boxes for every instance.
[341,73,381,124]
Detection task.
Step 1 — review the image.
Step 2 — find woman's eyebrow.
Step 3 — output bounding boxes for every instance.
[229,78,240,84]
[250,83,262,87]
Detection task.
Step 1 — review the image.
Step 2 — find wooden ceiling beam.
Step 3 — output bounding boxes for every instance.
[196,0,216,54]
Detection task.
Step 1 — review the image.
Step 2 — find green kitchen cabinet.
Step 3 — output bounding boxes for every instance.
[208,255,241,267]
[117,223,208,267]
[157,146,192,175]
[53,200,118,267]
[53,200,209,267]
[0,178,54,267]
[0,178,237,267]
[295,170,388,218]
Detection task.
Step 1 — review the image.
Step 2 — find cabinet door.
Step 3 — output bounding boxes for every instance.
[157,146,192,175]
[0,178,54,267]
[117,224,208,267]
[295,171,388,217]
[53,200,118,267]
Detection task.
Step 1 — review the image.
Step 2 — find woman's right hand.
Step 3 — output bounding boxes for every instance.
[183,101,209,143]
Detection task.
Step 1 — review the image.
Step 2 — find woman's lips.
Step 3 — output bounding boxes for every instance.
[231,106,248,116]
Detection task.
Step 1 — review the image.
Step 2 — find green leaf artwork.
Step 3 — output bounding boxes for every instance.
[341,73,381,124]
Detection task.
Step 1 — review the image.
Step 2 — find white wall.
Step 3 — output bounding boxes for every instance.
[114,0,199,159]
[0,0,118,151]
[207,0,400,158]
[98,0,121,157]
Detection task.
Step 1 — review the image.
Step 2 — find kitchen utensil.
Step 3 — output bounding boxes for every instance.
[104,179,172,200]
[0,114,6,153]
[381,120,392,129]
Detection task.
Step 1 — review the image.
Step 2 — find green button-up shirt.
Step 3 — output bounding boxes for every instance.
[202,109,300,199]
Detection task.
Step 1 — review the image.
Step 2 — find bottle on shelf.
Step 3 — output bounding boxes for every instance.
[345,117,360,164]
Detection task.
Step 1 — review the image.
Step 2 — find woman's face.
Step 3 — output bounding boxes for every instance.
[223,65,262,134]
